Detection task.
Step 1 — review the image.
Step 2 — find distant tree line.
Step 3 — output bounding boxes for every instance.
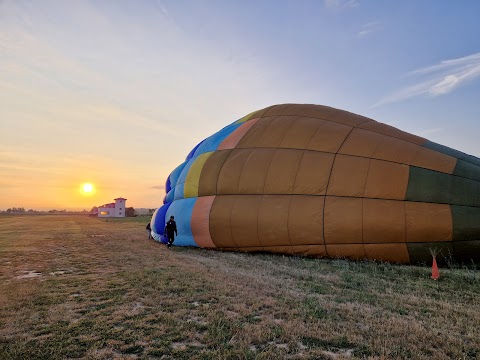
[1,207,157,216]
[125,207,156,217]
[1,207,89,215]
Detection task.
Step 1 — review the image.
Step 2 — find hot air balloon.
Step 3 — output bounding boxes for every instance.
[151,104,480,264]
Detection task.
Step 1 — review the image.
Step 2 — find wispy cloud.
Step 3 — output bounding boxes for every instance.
[324,0,359,10]
[150,185,165,190]
[357,21,381,38]
[374,52,480,107]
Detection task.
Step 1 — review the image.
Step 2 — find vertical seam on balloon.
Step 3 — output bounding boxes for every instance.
[448,204,454,242]
[258,150,276,195]
[208,196,217,247]
[185,155,201,198]
[262,119,298,196]
[241,118,274,149]
[229,196,240,248]
[256,117,281,148]
[214,149,234,196]
[236,149,255,194]
[286,195,294,252]
[361,198,366,258]
[361,158,372,198]
[235,111,255,124]
[189,198,199,247]
[303,121,325,151]
[255,195,263,248]
[354,120,377,259]
[207,196,216,248]
[176,159,196,199]
[220,123,243,148]
[237,118,261,145]
[402,200,409,262]
[323,125,356,258]
[199,152,213,196]
[194,152,212,198]
[406,144,422,189]
[191,198,198,247]
[219,120,254,150]
[277,115,298,148]
[262,148,278,194]
[360,159,372,259]
[284,195,294,252]
[287,150,307,251]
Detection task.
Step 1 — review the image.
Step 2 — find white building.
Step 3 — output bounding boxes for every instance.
[97,197,127,218]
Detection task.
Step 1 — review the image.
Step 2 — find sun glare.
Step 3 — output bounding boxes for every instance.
[81,183,95,195]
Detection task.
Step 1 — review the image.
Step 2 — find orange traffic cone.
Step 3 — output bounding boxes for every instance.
[431,257,439,280]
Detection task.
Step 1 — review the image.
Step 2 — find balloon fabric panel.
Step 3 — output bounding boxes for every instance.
[451,176,480,207]
[405,202,452,242]
[324,197,363,244]
[363,160,409,200]
[217,149,252,195]
[218,120,259,150]
[358,121,426,145]
[209,196,237,248]
[192,122,242,158]
[424,141,480,167]
[263,150,303,194]
[454,159,480,182]
[411,146,456,174]
[237,149,276,194]
[184,152,213,198]
[451,205,480,241]
[198,150,232,196]
[327,155,370,197]
[191,196,216,248]
[362,199,406,244]
[373,136,418,164]
[339,128,386,158]
[293,151,334,195]
[406,167,453,204]
[230,195,262,248]
[257,195,291,247]
[288,196,325,246]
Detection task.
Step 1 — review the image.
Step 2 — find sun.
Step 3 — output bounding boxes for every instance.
[83,183,93,192]
[81,183,95,195]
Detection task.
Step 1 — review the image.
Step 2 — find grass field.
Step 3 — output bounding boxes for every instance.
[0,215,479,359]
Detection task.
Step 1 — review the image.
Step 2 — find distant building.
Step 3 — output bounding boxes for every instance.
[97,198,127,218]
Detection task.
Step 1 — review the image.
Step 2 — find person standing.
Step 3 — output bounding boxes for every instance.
[146,222,152,240]
[164,216,177,248]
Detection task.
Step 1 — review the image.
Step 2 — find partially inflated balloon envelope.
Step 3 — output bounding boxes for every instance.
[151,104,480,264]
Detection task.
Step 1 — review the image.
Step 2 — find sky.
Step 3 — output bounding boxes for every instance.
[1,0,479,210]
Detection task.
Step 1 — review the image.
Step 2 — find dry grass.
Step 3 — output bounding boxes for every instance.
[0,215,479,359]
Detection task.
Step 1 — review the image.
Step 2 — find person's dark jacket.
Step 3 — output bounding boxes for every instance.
[146,223,151,230]
[165,220,177,236]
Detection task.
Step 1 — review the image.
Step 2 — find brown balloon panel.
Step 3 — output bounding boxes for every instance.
[151,104,480,264]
